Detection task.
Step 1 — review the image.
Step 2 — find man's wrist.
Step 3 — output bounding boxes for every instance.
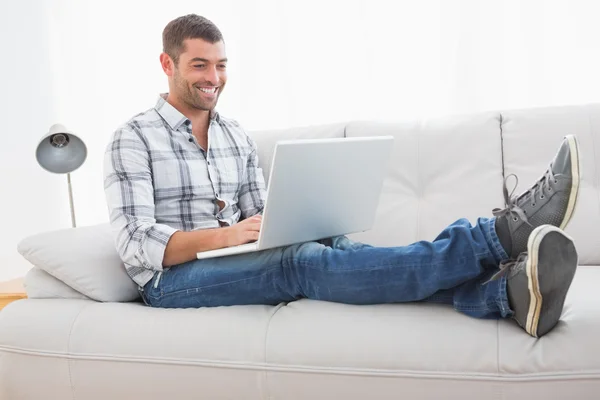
[217,226,231,248]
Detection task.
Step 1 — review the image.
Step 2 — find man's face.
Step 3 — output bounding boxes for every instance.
[170,39,227,111]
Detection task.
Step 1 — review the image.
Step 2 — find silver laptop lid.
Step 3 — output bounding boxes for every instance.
[257,136,393,249]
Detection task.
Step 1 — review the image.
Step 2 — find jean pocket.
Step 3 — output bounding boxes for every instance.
[153,271,163,289]
[141,272,165,305]
[138,286,150,306]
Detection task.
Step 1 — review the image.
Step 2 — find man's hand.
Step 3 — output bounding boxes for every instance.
[162,215,263,266]
[224,215,262,247]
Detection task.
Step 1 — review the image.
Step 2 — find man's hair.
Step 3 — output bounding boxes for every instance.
[162,14,223,65]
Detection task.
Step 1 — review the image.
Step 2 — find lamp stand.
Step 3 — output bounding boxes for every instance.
[67,172,76,228]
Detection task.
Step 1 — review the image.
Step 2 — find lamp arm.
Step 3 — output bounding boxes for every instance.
[67,172,76,228]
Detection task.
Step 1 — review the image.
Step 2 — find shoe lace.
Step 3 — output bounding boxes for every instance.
[483,252,528,284]
[492,166,556,224]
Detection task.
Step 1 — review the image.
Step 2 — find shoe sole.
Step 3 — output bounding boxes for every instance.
[559,135,581,230]
[525,225,577,337]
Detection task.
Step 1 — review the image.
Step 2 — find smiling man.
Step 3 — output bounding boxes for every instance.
[104,14,581,339]
[163,34,226,151]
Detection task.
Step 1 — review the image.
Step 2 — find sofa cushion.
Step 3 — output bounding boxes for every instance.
[17,224,138,302]
[1,267,599,399]
[0,299,278,399]
[23,267,90,300]
[265,268,600,399]
[344,112,505,247]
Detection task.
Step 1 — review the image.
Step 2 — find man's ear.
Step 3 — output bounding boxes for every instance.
[160,53,175,76]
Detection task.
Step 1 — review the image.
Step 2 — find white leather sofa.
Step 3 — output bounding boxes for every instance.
[1,104,600,399]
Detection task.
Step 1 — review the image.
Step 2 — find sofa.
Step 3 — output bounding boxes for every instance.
[1,103,600,399]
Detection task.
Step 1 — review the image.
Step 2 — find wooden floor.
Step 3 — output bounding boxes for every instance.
[0,278,27,311]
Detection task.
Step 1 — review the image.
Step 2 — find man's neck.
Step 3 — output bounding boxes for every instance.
[165,94,211,140]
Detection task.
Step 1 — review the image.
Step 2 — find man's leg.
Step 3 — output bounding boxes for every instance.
[141,216,509,319]
[140,247,298,308]
[280,217,509,317]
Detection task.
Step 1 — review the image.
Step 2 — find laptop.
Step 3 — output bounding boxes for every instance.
[196,135,394,259]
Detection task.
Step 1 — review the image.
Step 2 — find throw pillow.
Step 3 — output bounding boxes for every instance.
[17,223,140,302]
[24,266,91,300]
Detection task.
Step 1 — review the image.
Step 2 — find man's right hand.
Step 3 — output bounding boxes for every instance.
[162,215,263,267]
[224,215,262,247]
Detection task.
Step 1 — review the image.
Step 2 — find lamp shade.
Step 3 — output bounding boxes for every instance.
[35,124,87,174]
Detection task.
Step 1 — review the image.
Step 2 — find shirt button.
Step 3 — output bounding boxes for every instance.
[188,138,193,142]
[215,193,219,197]
[207,161,210,165]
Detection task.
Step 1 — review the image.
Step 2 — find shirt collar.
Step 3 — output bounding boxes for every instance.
[154,93,220,130]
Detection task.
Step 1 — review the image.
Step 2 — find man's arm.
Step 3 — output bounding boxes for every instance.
[104,127,261,269]
[238,136,267,219]
[163,215,262,265]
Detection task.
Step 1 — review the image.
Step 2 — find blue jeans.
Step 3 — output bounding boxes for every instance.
[140,217,513,319]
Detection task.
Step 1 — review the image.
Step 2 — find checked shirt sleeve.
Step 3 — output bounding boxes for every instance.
[103,127,178,274]
[238,136,267,219]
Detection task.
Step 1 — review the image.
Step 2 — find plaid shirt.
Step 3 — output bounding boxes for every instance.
[103,94,267,287]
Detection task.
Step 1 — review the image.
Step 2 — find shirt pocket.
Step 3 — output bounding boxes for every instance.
[215,160,240,192]
[152,156,210,202]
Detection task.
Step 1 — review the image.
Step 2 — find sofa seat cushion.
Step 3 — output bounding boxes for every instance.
[1,267,599,400]
[0,299,280,399]
[265,267,600,399]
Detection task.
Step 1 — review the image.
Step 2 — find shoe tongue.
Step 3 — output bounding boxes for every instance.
[552,144,570,175]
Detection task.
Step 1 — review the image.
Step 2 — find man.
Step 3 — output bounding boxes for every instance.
[104,14,580,338]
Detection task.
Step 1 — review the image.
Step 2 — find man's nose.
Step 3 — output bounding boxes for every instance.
[205,66,220,86]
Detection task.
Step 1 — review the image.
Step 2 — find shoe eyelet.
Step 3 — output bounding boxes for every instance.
[540,195,545,199]
[548,187,552,192]
[532,203,536,207]
[554,179,558,184]
[513,217,518,222]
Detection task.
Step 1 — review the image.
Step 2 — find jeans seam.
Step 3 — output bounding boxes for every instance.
[138,287,150,306]
[156,264,282,299]
[454,302,501,311]
[294,255,479,274]
[497,276,512,317]
[486,217,509,262]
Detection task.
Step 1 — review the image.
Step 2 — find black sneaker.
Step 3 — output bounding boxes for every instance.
[494,135,581,259]
[488,224,578,338]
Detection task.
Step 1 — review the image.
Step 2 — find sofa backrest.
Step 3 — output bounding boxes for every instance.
[250,104,600,265]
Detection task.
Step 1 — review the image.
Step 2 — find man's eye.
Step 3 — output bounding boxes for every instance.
[218,64,227,69]
[193,65,205,68]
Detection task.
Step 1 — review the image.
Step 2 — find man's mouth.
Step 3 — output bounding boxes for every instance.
[197,86,218,94]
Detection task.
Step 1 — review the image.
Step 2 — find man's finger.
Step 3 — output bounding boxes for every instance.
[247,222,261,232]
[241,215,262,224]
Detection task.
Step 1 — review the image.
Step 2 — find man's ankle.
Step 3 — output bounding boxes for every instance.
[494,216,512,257]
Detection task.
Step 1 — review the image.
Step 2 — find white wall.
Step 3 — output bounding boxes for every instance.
[0,0,73,281]
[2,0,600,280]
